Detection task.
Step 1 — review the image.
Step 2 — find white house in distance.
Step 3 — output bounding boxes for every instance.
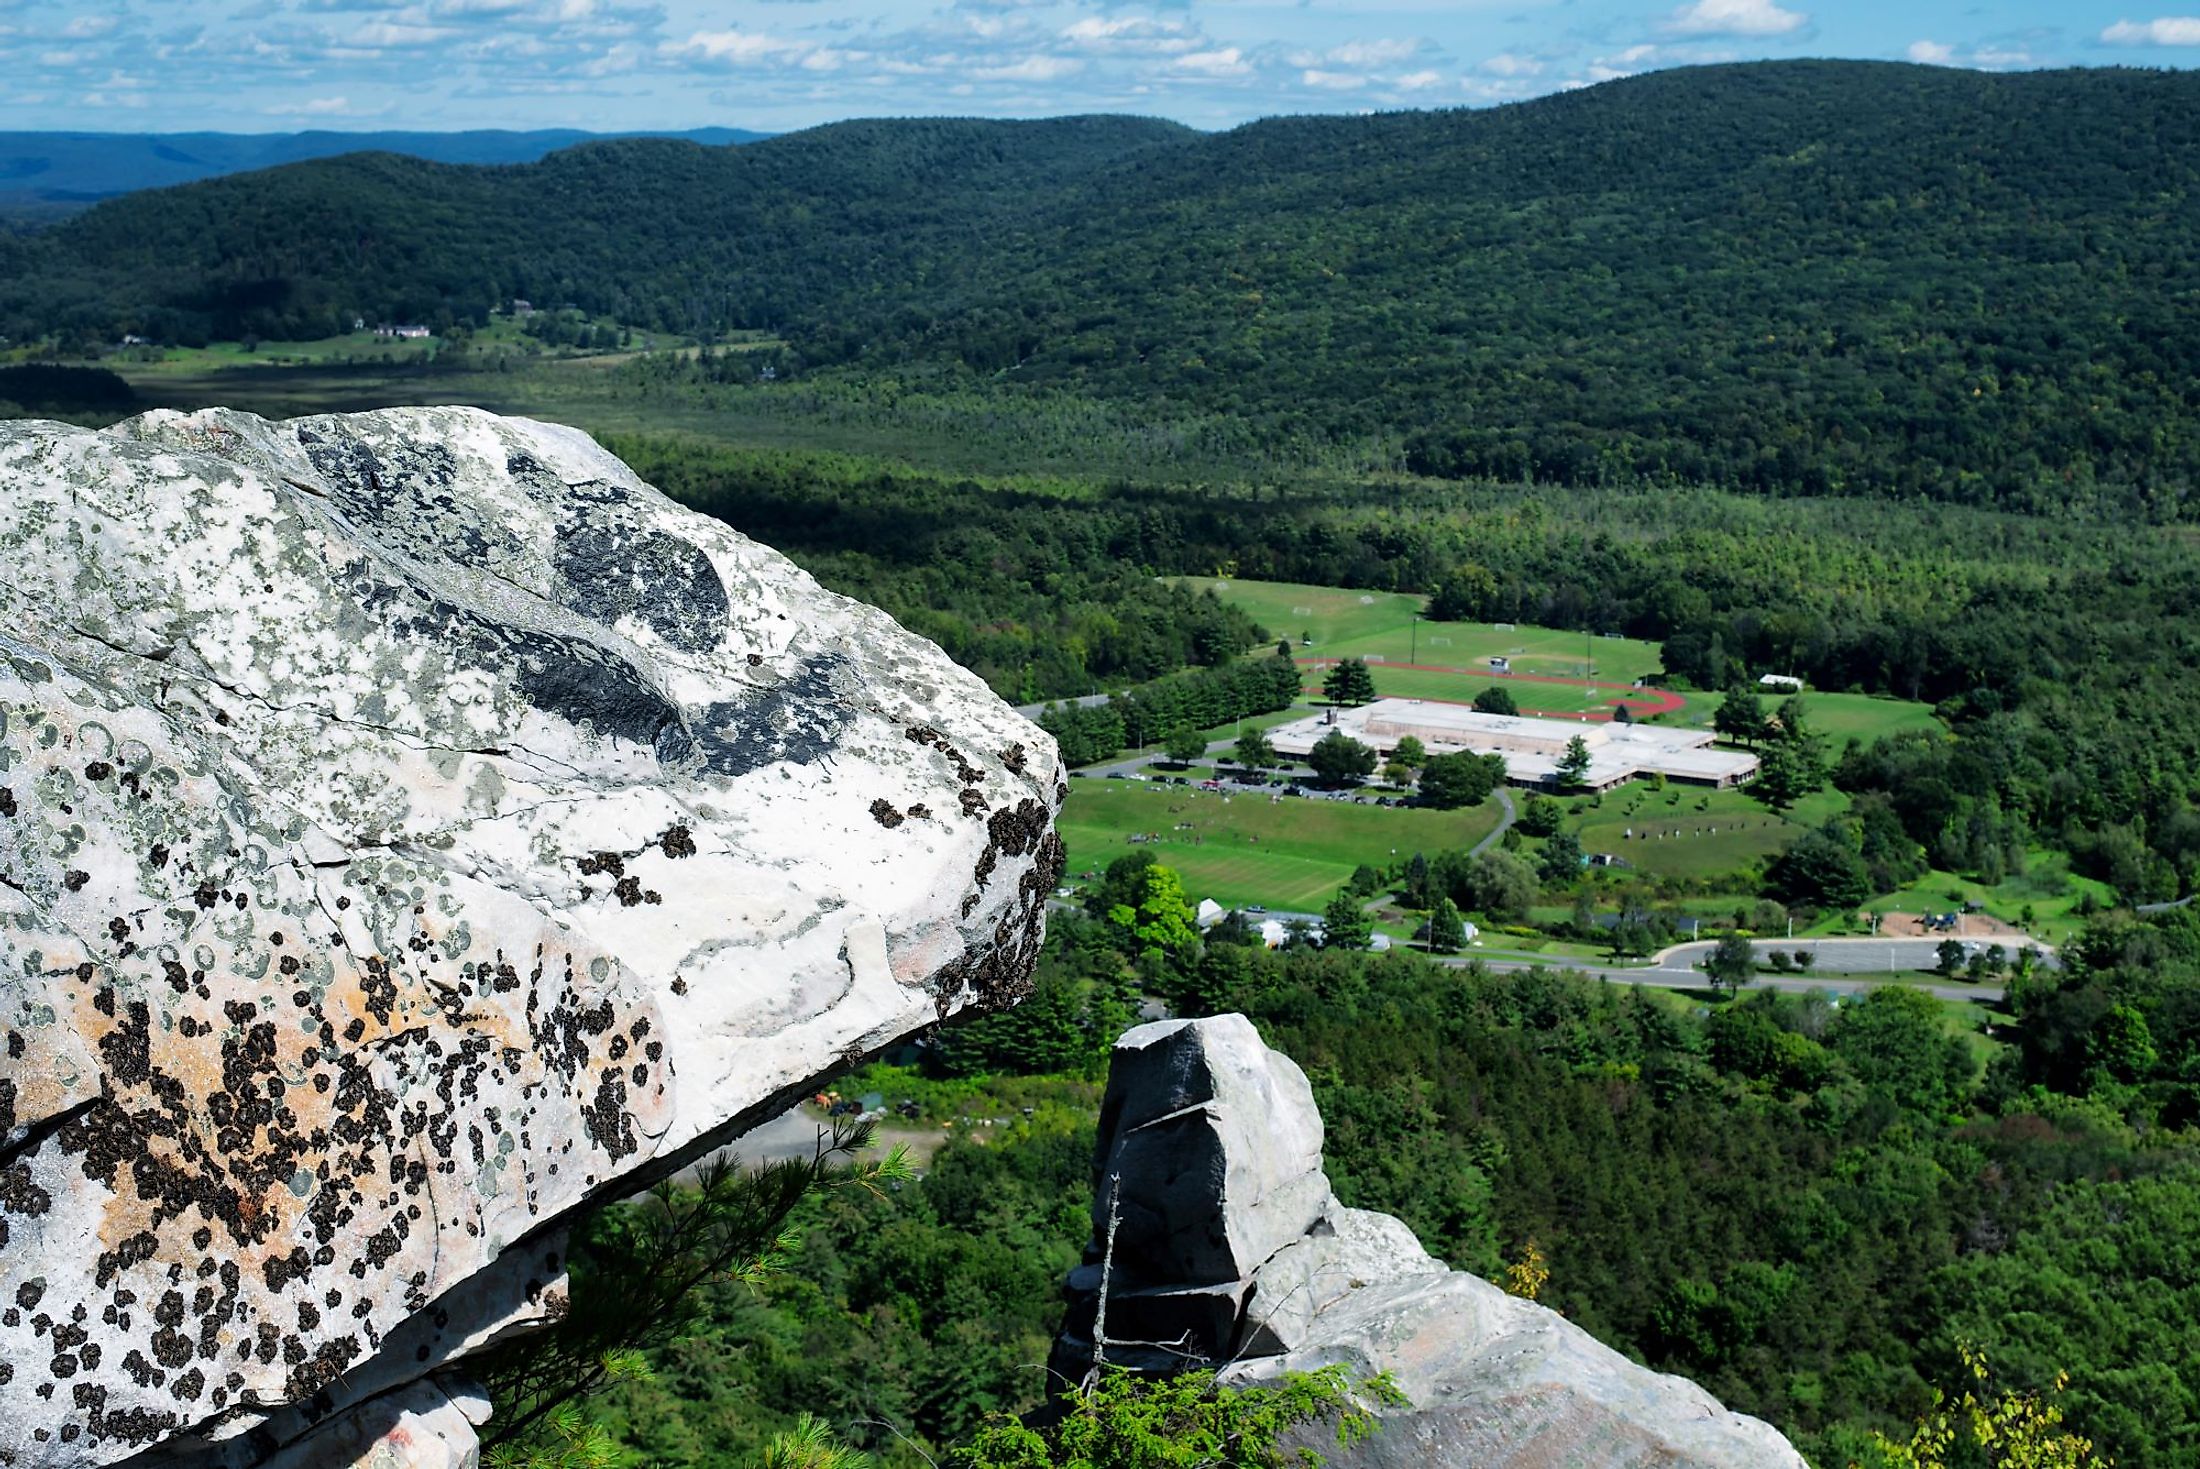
[1267,699,1758,794]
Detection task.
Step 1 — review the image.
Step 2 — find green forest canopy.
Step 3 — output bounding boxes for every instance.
[8,61,2200,516]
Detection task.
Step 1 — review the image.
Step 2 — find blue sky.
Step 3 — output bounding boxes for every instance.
[3,0,2197,133]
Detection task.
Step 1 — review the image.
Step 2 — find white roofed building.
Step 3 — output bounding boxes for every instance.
[1268,699,1757,793]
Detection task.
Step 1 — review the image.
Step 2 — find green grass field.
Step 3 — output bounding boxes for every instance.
[1177,577,1667,684]
[1566,786,1851,880]
[99,315,704,379]
[1664,688,1943,744]
[1059,780,1502,911]
[1325,665,1631,717]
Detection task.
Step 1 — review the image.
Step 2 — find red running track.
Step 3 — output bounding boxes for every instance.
[1294,657,1688,722]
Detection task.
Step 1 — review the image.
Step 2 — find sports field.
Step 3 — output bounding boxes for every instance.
[1059,781,1503,911]
[1177,577,1667,683]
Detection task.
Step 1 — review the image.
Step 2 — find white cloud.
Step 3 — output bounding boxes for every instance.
[1903,38,2038,69]
[970,53,1082,81]
[1061,16,1200,55]
[1480,52,1544,76]
[1170,46,1249,76]
[1322,37,1423,67]
[344,19,465,48]
[1300,68,1364,89]
[2101,16,2200,44]
[1665,0,1807,39]
[1393,68,1442,89]
[664,28,811,67]
[261,94,391,117]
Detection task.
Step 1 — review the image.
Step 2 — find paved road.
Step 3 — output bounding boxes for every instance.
[1080,732,1253,781]
[1470,786,1517,856]
[1014,692,1111,719]
[1654,935,2051,975]
[1437,947,2010,1002]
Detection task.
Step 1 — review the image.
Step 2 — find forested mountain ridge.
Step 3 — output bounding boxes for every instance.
[8,62,2200,513]
[1,114,1198,343]
[0,125,769,220]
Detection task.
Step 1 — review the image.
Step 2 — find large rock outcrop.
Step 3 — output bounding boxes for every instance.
[0,408,1064,1467]
[1055,1016,1808,1468]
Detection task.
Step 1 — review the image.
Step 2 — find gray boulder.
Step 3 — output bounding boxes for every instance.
[1058,1015,1807,1469]
[0,408,1063,1467]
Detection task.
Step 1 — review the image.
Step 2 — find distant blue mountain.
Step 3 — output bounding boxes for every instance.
[0,127,769,221]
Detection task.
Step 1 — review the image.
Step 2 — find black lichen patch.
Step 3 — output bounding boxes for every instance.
[659,824,696,860]
[870,800,904,830]
[670,655,853,779]
[555,524,728,655]
[300,429,517,570]
[936,798,1067,1018]
[347,564,685,755]
[611,876,661,908]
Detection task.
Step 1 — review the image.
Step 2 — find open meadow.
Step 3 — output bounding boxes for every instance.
[1059,779,1502,911]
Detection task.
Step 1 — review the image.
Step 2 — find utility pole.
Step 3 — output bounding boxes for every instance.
[1410,612,1418,665]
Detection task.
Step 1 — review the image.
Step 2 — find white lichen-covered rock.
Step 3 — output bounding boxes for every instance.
[1057,1016,1807,1469]
[0,408,1064,1467]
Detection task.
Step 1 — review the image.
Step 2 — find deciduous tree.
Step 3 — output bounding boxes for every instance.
[1322,658,1377,707]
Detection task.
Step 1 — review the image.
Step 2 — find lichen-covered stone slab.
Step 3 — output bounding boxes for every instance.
[0,408,1063,1467]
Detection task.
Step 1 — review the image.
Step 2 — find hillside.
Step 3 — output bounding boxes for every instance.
[0,125,768,221]
[6,62,2199,513]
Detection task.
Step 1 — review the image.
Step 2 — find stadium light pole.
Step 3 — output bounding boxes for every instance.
[1410,612,1419,665]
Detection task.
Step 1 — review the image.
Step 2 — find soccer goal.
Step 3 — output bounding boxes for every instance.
[1292,605,1314,616]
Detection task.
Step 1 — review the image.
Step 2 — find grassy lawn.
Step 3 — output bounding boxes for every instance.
[1852,855,2114,945]
[1319,664,1641,718]
[1664,687,1941,744]
[1060,781,1501,911]
[1803,693,1946,745]
[1566,785,1851,880]
[1177,577,1667,683]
